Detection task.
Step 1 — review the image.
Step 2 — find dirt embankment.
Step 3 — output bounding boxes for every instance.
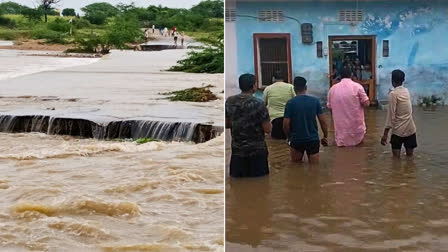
[0,39,74,51]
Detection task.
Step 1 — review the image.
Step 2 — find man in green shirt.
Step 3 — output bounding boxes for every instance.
[263,72,296,139]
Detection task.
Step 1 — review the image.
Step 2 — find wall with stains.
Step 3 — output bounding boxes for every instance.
[228,0,448,103]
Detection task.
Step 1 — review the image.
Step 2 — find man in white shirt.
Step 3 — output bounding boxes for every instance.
[381,69,417,158]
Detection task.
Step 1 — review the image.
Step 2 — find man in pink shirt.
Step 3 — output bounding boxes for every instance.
[327,68,370,147]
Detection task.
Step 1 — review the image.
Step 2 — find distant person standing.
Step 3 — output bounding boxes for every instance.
[158,25,162,35]
[163,27,168,37]
[381,69,417,158]
[226,74,271,177]
[174,32,178,46]
[181,32,185,47]
[144,29,149,42]
[283,76,328,163]
[327,68,370,147]
[263,72,296,139]
[152,24,155,33]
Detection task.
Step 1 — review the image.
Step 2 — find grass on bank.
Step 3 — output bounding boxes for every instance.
[135,138,160,144]
[160,85,218,102]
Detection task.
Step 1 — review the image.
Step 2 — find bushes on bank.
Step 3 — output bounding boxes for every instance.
[0,16,15,28]
[73,18,91,29]
[31,25,67,44]
[47,18,71,33]
[72,16,142,53]
[169,31,223,73]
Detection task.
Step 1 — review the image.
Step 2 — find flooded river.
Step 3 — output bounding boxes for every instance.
[0,47,224,251]
[226,108,448,251]
[0,133,224,251]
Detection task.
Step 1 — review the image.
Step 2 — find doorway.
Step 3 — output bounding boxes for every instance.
[254,33,292,88]
[329,35,377,102]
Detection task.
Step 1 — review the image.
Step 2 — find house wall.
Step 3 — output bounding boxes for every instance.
[227,0,448,103]
[225,0,239,97]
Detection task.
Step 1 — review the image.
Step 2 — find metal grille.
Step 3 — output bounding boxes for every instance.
[259,10,284,22]
[225,9,236,22]
[339,10,363,22]
[259,38,288,86]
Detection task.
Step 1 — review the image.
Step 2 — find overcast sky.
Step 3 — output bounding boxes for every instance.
[2,0,204,13]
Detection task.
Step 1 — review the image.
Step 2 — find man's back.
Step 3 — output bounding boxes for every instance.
[264,82,296,120]
[285,95,322,143]
[226,94,269,156]
[328,78,369,146]
[386,86,416,137]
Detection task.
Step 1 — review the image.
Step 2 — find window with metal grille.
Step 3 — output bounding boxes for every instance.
[225,9,236,22]
[258,10,284,22]
[339,10,363,22]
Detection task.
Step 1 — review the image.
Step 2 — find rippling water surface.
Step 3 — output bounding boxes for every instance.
[226,108,448,251]
[0,47,224,251]
[1,133,224,251]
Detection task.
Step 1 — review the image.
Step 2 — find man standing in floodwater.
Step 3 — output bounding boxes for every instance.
[327,68,370,146]
[381,69,417,158]
[226,74,271,177]
[145,29,150,42]
[181,32,185,47]
[263,72,296,139]
[174,32,178,46]
[283,76,328,163]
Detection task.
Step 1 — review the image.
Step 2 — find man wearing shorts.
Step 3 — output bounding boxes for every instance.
[283,76,328,163]
[381,69,417,158]
[226,74,272,177]
[263,72,295,139]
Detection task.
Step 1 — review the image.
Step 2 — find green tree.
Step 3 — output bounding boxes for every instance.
[73,15,142,54]
[62,8,76,16]
[0,2,25,14]
[103,16,142,50]
[170,30,223,73]
[191,0,223,18]
[82,2,118,25]
[21,7,43,21]
[40,0,61,23]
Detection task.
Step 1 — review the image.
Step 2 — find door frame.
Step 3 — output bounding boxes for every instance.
[253,33,293,88]
[328,35,377,102]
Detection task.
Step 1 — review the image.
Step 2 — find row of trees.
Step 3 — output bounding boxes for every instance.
[1,1,223,28]
[80,1,223,32]
[0,1,62,22]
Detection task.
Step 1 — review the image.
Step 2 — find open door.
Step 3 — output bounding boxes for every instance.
[329,35,377,103]
[254,33,292,88]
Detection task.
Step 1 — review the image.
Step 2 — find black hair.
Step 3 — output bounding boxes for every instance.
[293,76,307,92]
[239,74,256,92]
[392,69,405,84]
[341,67,353,79]
[272,70,283,81]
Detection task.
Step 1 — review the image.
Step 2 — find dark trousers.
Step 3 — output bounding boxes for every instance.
[230,152,269,178]
[271,117,287,140]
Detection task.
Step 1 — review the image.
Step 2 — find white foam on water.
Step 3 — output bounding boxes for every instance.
[0,49,100,81]
[0,40,13,46]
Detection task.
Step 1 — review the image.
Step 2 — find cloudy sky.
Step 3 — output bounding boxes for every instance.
[3,0,204,12]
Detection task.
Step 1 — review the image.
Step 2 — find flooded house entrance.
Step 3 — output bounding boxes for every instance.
[329,35,377,102]
[254,33,292,88]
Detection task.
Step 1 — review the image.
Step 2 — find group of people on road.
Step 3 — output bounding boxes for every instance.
[226,68,417,177]
[144,25,185,46]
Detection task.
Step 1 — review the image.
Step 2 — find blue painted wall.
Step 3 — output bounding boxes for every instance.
[234,0,448,103]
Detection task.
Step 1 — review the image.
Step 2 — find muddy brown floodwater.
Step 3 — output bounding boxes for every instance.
[226,107,448,251]
[0,46,224,251]
[0,132,224,251]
